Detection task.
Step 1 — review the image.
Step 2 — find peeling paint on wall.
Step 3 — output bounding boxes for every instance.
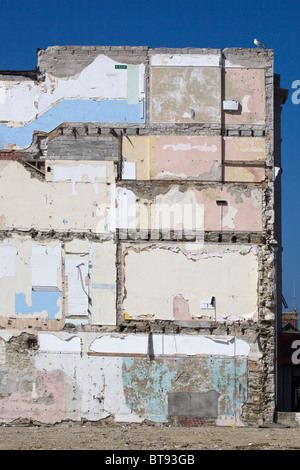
[224,165,265,183]
[122,135,222,181]
[0,161,112,233]
[150,66,221,124]
[90,333,250,356]
[50,162,108,194]
[0,46,280,427]
[224,68,265,125]
[0,236,117,324]
[0,54,145,149]
[15,290,61,318]
[121,243,259,321]
[122,355,248,424]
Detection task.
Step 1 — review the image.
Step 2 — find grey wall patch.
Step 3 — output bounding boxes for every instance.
[168,390,220,418]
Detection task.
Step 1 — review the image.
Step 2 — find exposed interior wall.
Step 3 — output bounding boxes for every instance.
[0,236,116,326]
[0,46,281,427]
[0,328,265,426]
[122,135,265,182]
[122,135,222,181]
[121,243,259,321]
[0,160,114,233]
[0,52,146,150]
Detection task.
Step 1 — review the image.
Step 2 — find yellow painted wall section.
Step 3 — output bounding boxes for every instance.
[224,166,265,183]
[224,137,266,161]
[122,135,156,180]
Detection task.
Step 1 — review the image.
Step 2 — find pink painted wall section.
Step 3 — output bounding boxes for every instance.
[154,136,222,180]
[194,186,262,232]
[224,137,265,162]
[0,370,66,423]
[224,68,265,125]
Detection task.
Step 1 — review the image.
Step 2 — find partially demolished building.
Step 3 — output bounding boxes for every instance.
[0,46,288,426]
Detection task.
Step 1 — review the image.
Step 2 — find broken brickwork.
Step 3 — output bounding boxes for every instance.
[0,46,287,426]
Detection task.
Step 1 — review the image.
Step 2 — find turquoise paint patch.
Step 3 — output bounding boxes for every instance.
[0,99,145,149]
[122,358,176,422]
[122,355,248,423]
[212,357,247,419]
[15,291,61,319]
[92,283,116,290]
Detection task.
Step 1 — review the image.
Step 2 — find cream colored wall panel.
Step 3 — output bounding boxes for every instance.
[91,241,116,325]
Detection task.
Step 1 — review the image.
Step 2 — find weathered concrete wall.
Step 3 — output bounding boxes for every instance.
[0,46,280,427]
[150,58,221,124]
[0,325,270,426]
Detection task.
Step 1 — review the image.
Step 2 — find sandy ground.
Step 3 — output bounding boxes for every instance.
[0,420,299,451]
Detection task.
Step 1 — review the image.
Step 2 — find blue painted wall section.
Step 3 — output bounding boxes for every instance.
[122,356,248,423]
[15,291,62,319]
[0,99,145,149]
[212,357,248,420]
[122,358,176,422]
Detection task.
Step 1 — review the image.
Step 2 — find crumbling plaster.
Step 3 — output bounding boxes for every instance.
[0,327,264,425]
[0,45,280,427]
[120,243,259,322]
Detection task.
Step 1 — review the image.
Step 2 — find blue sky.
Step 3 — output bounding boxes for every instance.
[0,0,299,313]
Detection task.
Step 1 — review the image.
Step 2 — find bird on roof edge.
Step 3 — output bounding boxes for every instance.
[254,38,267,48]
